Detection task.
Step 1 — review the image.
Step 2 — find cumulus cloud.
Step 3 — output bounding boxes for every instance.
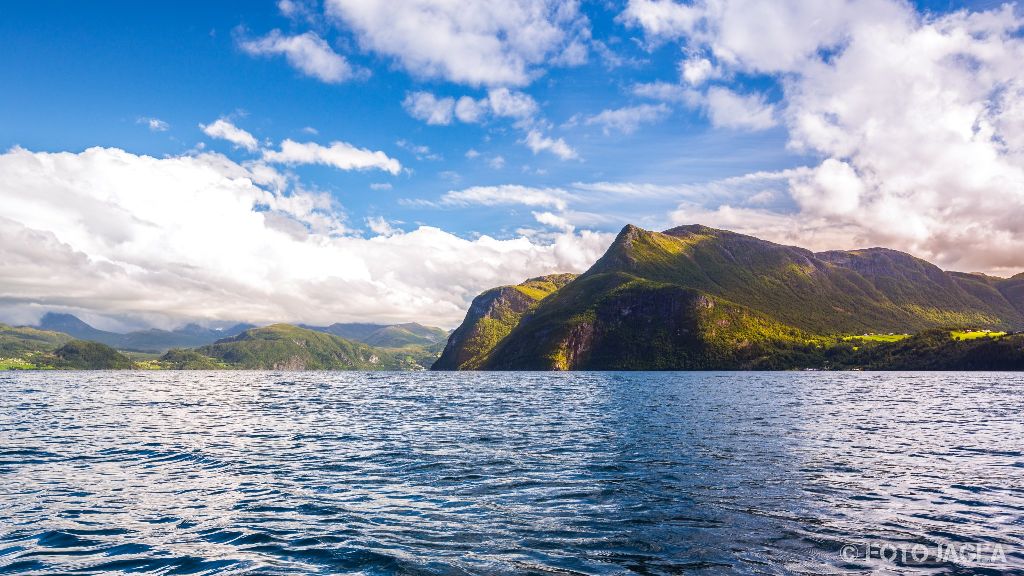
[263,139,402,174]
[402,88,569,158]
[704,87,776,131]
[239,30,360,84]
[0,146,612,328]
[532,210,574,231]
[324,0,590,87]
[679,56,717,86]
[402,91,455,125]
[486,88,539,121]
[585,103,671,135]
[621,0,1024,273]
[619,0,701,43]
[524,130,579,160]
[200,118,259,151]
[404,88,539,126]
[455,96,489,123]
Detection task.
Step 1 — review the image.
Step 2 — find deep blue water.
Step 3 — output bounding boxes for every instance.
[0,371,1022,575]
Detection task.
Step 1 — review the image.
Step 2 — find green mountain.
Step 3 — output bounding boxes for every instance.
[432,274,577,370]
[184,324,423,370]
[47,340,134,369]
[0,324,72,356]
[436,224,1024,371]
[303,322,448,348]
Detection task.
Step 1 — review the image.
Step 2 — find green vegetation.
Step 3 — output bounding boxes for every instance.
[432,274,577,370]
[843,334,911,343]
[835,330,1024,370]
[0,358,38,370]
[0,323,72,356]
[438,224,1024,371]
[951,330,1006,340]
[193,324,422,370]
[46,340,134,369]
[158,349,230,369]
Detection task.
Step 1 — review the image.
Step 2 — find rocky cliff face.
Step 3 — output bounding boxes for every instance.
[431,274,576,370]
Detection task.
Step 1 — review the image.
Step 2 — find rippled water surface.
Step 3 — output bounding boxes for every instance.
[1,371,1022,575]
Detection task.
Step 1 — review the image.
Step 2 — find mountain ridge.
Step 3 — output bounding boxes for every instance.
[436,223,1024,371]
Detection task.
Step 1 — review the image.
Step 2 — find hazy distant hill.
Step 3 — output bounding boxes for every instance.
[303,322,448,348]
[34,313,253,352]
[436,224,1024,371]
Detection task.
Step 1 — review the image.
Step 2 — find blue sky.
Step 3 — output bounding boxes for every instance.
[1,0,1022,328]
[1,0,805,237]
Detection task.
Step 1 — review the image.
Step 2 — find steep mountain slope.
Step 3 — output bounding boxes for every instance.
[191,324,420,370]
[441,224,1024,371]
[36,313,115,343]
[480,273,824,370]
[432,274,577,370]
[589,225,1022,333]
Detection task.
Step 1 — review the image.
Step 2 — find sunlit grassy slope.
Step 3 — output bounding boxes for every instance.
[439,224,1024,371]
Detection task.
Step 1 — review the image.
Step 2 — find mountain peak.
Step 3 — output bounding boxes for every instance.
[38,312,93,330]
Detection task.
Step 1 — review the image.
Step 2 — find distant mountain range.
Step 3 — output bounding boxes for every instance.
[35,313,254,353]
[434,224,1024,370]
[3,224,1023,371]
[0,313,449,370]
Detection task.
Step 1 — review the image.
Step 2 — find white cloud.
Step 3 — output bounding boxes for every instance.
[263,139,402,174]
[396,139,442,161]
[488,155,506,169]
[369,182,392,190]
[486,88,539,121]
[464,148,481,159]
[638,2,1024,273]
[365,215,401,236]
[402,92,455,125]
[619,0,701,43]
[621,0,905,73]
[137,117,170,132]
[324,0,589,87]
[704,87,777,130]
[455,96,489,123]
[0,146,612,327]
[239,30,360,84]
[524,130,579,160]
[680,56,716,86]
[405,89,539,126]
[585,103,671,135]
[200,118,259,151]
[632,81,700,104]
[440,185,570,210]
[533,210,574,231]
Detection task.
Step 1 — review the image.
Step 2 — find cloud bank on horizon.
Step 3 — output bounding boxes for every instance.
[0,0,1022,329]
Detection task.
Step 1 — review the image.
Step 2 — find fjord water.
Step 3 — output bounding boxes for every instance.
[1,372,1021,575]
